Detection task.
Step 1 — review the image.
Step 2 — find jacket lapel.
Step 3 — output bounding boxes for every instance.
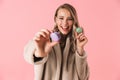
[54,43,62,80]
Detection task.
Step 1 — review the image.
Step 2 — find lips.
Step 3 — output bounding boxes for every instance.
[61,26,69,31]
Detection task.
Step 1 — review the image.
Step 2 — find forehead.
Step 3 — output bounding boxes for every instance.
[57,8,71,17]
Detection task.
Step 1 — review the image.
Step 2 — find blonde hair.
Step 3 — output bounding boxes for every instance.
[53,3,80,52]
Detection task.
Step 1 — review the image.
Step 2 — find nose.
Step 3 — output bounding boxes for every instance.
[62,19,68,27]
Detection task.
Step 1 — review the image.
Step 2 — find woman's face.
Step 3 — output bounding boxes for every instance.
[55,8,74,35]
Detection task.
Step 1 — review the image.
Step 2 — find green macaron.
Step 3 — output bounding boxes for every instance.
[76,27,82,33]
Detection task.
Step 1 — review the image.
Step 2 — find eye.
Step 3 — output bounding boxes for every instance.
[59,17,63,20]
[67,18,73,20]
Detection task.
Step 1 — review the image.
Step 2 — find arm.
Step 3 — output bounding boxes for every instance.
[75,28,89,79]
[23,40,48,65]
[24,29,59,65]
[75,51,89,80]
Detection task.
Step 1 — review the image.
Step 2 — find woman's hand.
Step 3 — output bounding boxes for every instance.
[75,31,88,56]
[33,29,58,57]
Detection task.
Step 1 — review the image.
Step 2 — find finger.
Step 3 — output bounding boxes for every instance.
[34,31,48,41]
[80,36,86,41]
[33,36,40,41]
[50,41,59,47]
[40,29,51,35]
[76,33,84,39]
[77,34,86,41]
[33,35,46,41]
[35,31,48,39]
[83,36,88,42]
[80,36,88,42]
[79,34,85,40]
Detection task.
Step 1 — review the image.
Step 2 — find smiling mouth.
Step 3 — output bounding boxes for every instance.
[61,26,69,31]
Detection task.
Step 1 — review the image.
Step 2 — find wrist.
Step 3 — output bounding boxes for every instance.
[34,50,41,57]
[77,47,84,56]
[35,49,48,57]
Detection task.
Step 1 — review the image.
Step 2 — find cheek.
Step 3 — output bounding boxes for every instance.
[68,20,73,25]
[68,23,73,30]
[56,20,61,25]
[69,22,73,28]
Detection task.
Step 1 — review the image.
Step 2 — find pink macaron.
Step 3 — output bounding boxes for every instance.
[50,32,61,42]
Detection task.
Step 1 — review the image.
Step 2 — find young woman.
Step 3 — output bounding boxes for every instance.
[24,3,89,80]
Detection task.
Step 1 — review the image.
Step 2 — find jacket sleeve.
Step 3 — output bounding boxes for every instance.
[75,51,90,80]
[23,40,48,65]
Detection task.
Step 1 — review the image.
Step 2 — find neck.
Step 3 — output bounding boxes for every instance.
[60,32,67,42]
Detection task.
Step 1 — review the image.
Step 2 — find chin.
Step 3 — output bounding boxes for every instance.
[61,31,69,35]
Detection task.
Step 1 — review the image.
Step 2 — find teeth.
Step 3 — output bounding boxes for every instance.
[62,27,68,29]
[63,28,67,29]
[61,26,69,31]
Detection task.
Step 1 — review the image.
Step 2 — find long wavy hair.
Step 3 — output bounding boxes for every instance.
[53,3,80,53]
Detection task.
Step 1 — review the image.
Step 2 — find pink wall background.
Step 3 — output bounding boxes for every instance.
[0,0,120,80]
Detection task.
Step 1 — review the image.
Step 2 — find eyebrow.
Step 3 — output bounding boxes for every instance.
[58,16,72,18]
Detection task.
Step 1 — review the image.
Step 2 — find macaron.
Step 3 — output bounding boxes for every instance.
[76,27,83,33]
[50,32,61,42]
